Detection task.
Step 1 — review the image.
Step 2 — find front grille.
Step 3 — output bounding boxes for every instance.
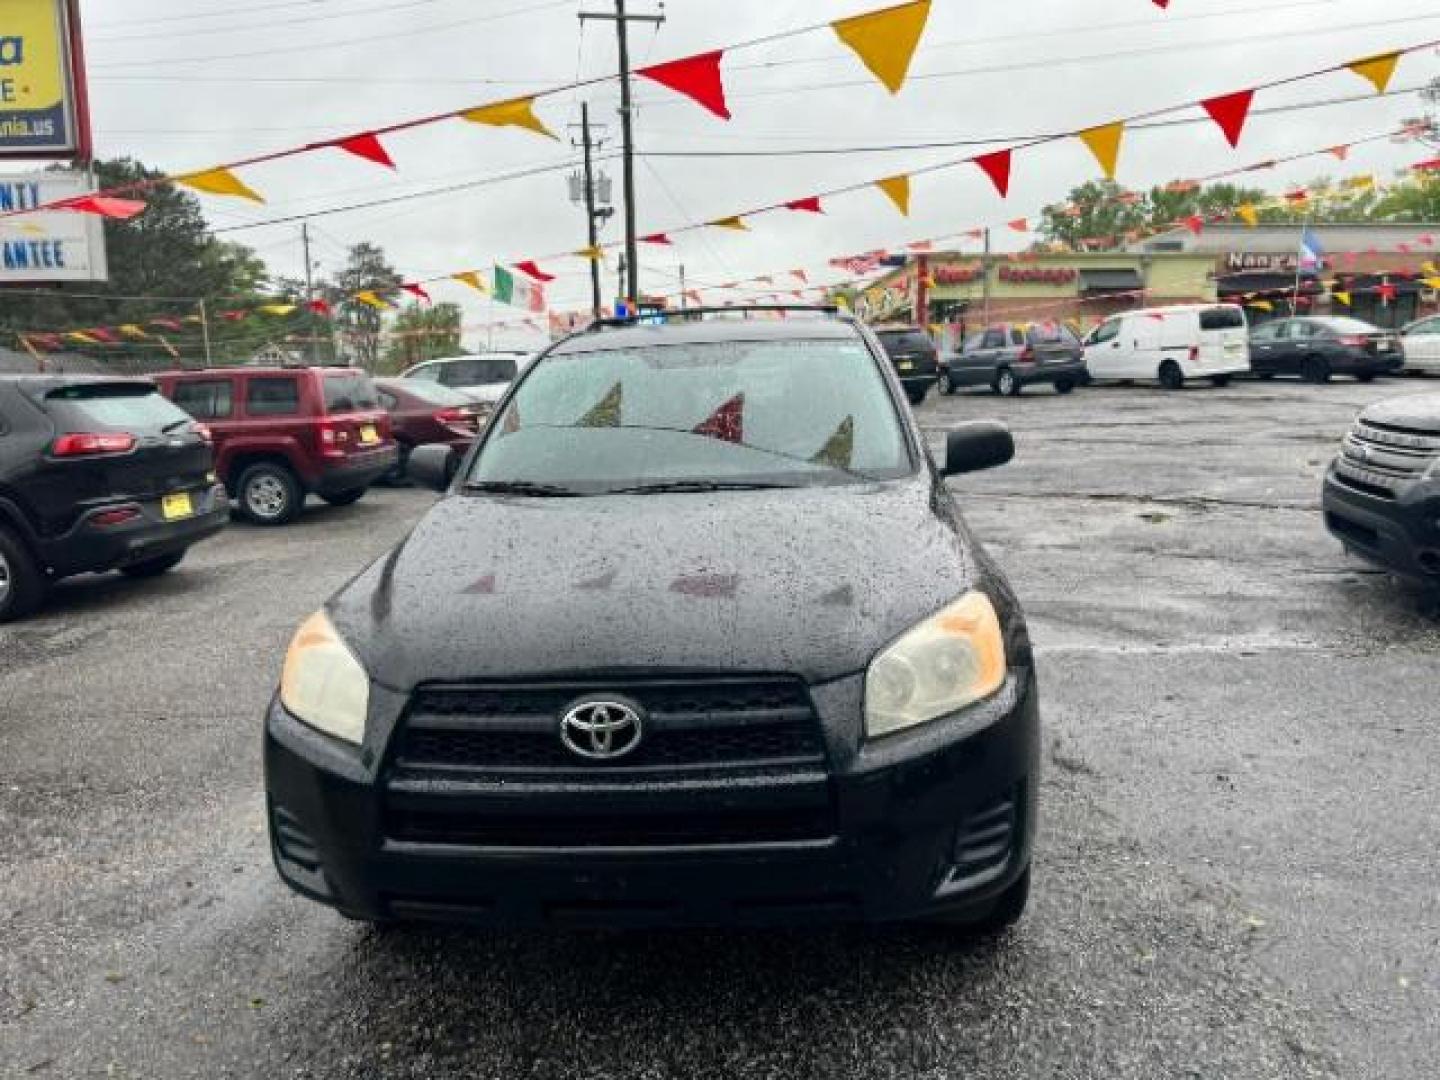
[382,678,834,849]
[394,678,826,778]
[1342,421,1440,483]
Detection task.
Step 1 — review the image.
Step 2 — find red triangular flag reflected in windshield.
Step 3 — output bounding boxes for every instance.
[692,392,745,444]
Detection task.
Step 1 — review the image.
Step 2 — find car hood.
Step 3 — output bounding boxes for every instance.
[1359,393,1440,435]
[329,481,990,689]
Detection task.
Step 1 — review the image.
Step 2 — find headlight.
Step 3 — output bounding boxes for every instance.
[864,592,1007,738]
[280,610,369,744]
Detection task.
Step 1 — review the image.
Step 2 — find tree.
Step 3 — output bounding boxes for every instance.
[1399,76,1440,149]
[1371,172,1440,222]
[0,158,276,368]
[321,242,401,372]
[384,302,463,373]
[1038,180,1147,250]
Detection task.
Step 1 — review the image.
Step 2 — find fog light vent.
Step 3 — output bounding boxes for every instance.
[271,806,322,872]
[947,792,1017,890]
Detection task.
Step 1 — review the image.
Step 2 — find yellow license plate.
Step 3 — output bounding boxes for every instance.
[161,492,193,521]
[359,424,379,445]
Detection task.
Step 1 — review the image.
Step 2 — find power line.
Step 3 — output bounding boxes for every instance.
[89,0,460,44]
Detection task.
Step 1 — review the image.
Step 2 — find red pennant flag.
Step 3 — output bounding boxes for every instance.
[974,149,1012,197]
[1183,214,1205,236]
[332,132,395,169]
[87,327,119,343]
[220,310,247,322]
[514,260,554,283]
[637,50,731,120]
[685,290,702,304]
[148,317,184,331]
[791,268,808,283]
[1412,158,1440,172]
[308,299,332,316]
[1397,242,1414,254]
[692,392,745,445]
[907,240,934,251]
[1419,233,1435,246]
[1153,0,1170,7]
[785,196,823,214]
[1201,88,1255,148]
[640,233,672,245]
[62,195,147,220]
[1007,217,1029,232]
[963,228,985,239]
[401,282,432,303]
[1329,145,1351,160]
[1377,283,1397,303]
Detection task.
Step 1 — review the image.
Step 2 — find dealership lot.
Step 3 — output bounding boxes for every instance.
[2,378,1437,1079]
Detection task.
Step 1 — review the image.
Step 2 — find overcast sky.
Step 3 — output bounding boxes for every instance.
[68,0,1440,347]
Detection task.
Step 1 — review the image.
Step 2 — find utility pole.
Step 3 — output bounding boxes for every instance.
[981,227,993,327]
[572,104,605,319]
[300,221,319,365]
[679,263,687,311]
[580,0,665,307]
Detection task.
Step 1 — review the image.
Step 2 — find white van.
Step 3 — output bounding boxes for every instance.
[1082,304,1251,390]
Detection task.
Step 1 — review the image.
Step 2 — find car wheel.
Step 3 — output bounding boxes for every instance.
[1356,372,1376,383]
[321,488,366,507]
[0,525,47,623]
[382,443,412,486]
[1301,355,1332,384]
[1209,374,1232,388]
[120,551,186,579]
[906,386,928,406]
[994,367,1021,396]
[936,374,953,397]
[1053,377,1076,395]
[933,866,1031,936]
[238,463,303,526]
[1158,360,1184,391]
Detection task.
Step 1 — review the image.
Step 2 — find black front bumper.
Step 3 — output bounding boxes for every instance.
[1323,466,1440,581]
[265,671,1039,928]
[38,484,229,578]
[311,446,400,496]
[1015,359,1086,386]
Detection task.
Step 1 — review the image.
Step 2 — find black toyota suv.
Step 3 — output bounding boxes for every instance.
[1323,392,1440,584]
[0,376,228,622]
[874,326,941,405]
[265,307,1039,933]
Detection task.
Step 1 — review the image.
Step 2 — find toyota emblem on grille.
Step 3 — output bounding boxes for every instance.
[560,699,644,760]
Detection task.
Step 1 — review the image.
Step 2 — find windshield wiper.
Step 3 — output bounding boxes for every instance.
[605,480,803,495]
[462,480,588,498]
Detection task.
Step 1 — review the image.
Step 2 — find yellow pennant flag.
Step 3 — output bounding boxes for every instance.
[1248,300,1274,312]
[177,167,264,203]
[1345,174,1376,191]
[1423,276,1440,290]
[1332,291,1352,306]
[1347,52,1401,95]
[67,331,99,344]
[709,215,748,231]
[1078,122,1124,180]
[831,0,932,95]
[875,174,911,215]
[354,291,390,309]
[1237,204,1259,227]
[451,270,488,294]
[258,303,297,316]
[574,245,605,261]
[118,324,149,339]
[461,97,557,140]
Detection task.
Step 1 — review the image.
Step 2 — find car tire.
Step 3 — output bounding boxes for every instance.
[906,386,928,406]
[237,463,303,526]
[0,525,47,623]
[1209,374,1232,388]
[994,367,1021,396]
[120,551,186,579]
[382,443,412,486]
[1054,377,1076,395]
[1301,355,1331,384]
[937,374,953,396]
[1158,360,1184,391]
[321,488,366,507]
[1356,372,1376,383]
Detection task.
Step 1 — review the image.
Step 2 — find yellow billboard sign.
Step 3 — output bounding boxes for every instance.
[0,0,87,158]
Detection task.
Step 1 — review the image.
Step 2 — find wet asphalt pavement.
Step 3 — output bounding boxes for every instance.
[3,375,1438,1079]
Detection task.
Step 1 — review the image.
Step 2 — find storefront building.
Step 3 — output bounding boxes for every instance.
[855,252,1217,351]
[1132,223,1440,329]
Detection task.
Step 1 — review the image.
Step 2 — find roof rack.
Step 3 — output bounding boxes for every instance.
[584,304,845,332]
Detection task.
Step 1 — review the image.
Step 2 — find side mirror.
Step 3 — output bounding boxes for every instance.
[943,421,1014,476]
[408,444,458,492]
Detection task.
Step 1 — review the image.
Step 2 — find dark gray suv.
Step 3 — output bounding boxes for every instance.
[941,322,1086,396]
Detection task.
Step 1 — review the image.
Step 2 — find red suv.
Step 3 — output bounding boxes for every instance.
[154,367,398,525]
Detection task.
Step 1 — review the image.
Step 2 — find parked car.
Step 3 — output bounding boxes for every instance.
[399,352,531,405]
[873,326,940,404]
[1083,304,1251,389]
[266,307,1039,933]
[0,375,227,622]
[943,322,1085,396]
[154,366,397,526]
[1399,315,1440,375]
[374,377,488,483]
[1323,393,1440,585]
[1248,317,1402,383]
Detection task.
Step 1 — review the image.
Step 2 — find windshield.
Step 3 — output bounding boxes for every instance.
[322,372,380,413]
[877,330,933,354]
[465,338,911,493]
[444,356,520,386]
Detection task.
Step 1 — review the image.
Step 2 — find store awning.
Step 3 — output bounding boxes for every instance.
[1078,269,1143,292]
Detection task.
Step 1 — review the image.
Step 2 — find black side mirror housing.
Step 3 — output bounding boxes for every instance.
[408,444,457,492]
[943,422,1014,476]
